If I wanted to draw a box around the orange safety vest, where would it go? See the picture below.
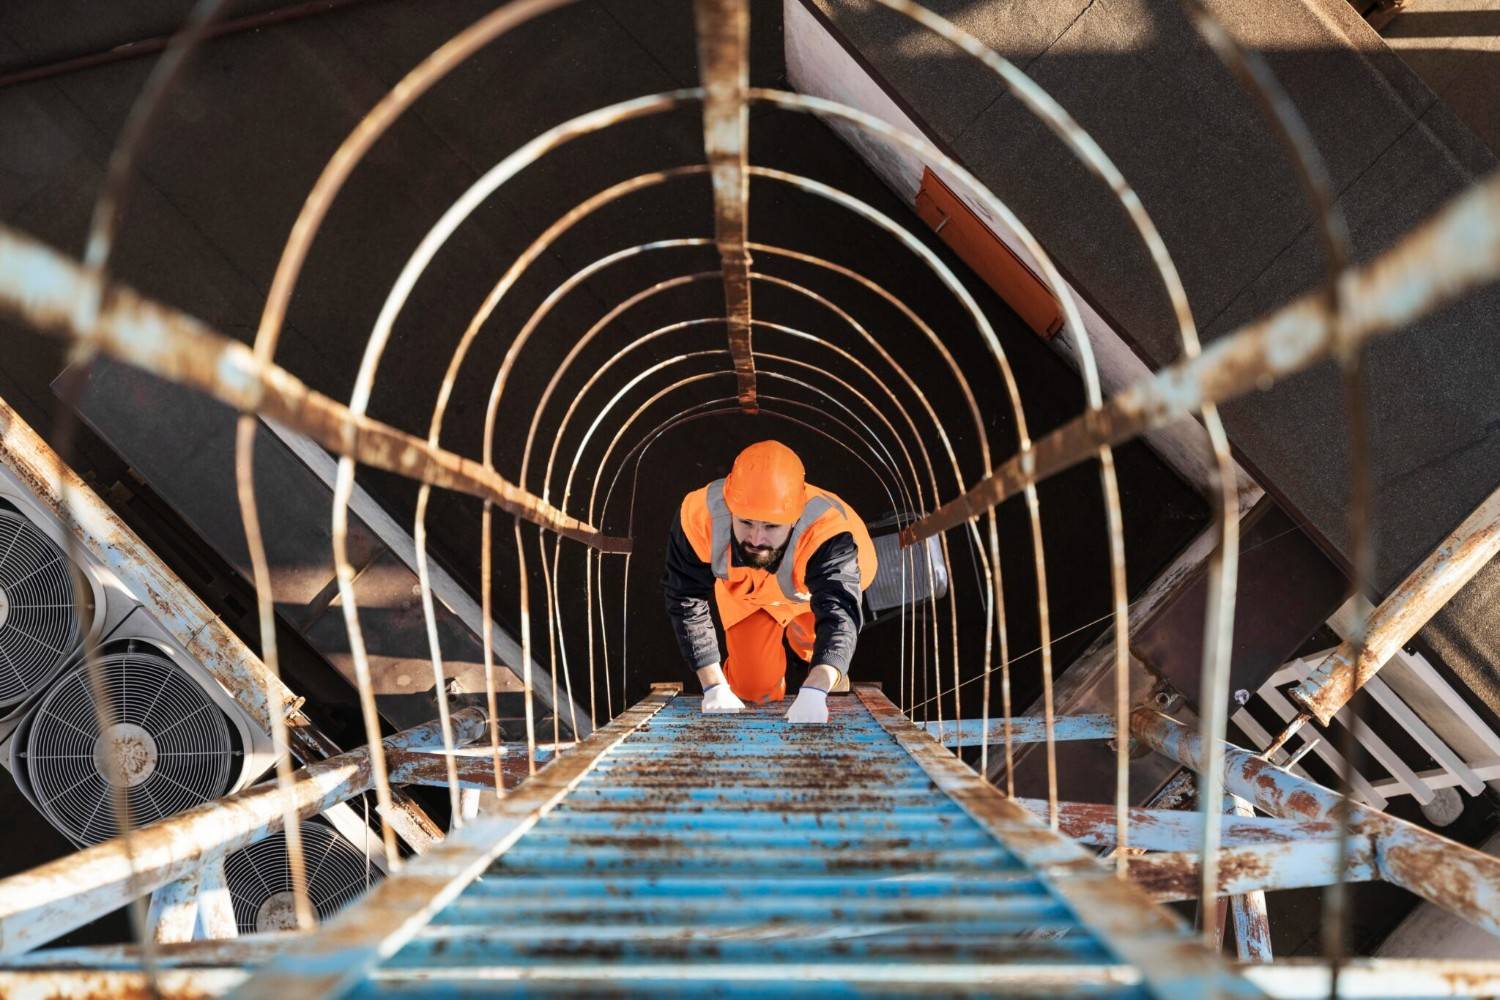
[679,478,879,631]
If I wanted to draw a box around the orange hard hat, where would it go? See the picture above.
[723,440,806,524]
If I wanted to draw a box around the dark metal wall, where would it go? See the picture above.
[0,0,1207,728]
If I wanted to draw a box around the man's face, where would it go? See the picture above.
[731,517,794,568]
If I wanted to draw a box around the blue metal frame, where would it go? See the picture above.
[223,686,1261,999]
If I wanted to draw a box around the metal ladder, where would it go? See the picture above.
[234,686,1259,999]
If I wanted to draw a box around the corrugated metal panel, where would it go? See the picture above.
[348,695,1148,997]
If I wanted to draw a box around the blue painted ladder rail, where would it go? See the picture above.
[235,685,1260,1000]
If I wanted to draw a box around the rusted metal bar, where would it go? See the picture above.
[1126,839,1375,902]
[1014,800,1335,851]
[41,962,1498,1000]
[227,685,680,1000]
[854,687,1263,999]
[0,970,249,998]
[1239,959,1500,996]
[1227,796,1273,962]
[147,873,202,944]
[53,0,247,976]
[925,715,1114,746]
[1134,708,1500,937]
[693,0,756,409]
[197,860,239,941]
[52,926,1500,997]
[1290,483,1500,725]
[0,935,289,970]
[0,710,484,955]
[0,226,627,553]
[901,168,1500,547]
[0,967,1150,997]
[387,745,563,791]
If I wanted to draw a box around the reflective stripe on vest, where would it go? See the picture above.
[706,479,734,579]
[704,479,846,603]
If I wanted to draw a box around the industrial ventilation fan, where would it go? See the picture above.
[0,462,274,847]
[0,508,90,710]
[224,821,382,934]
[9,639,241,846]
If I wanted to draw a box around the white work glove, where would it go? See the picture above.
[784,685,829,724]
[701,683,745,714]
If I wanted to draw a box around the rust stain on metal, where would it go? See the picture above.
[1028,799,1332,849]
[1128,838,1378,903]
[0,225,628,554]
[693,0,756,409]
[1436,966,1500,999]
[1136,707,1500,937]
[1290,483,1500,724]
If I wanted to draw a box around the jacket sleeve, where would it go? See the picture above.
[661,516,722,670]
[804,531,863,677]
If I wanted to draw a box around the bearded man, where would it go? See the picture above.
[661,440,877,724]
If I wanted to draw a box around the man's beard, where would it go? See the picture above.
[738,539,786,569]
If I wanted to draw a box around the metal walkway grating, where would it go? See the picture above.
[344,692,1162,998]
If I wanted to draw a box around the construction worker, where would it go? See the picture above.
[662,440,878,724]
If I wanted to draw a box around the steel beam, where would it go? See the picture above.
[1240,959,1500,997]
[902,169,1500,546]
[198,860,239,941]
[0,225,627,553]
[0,966,1150,997]
[0,710,485,955]
[0,970,248,998]
[225,685,680,1000]
[926,714,1114,747]
[1127,840,1376,902]
[1133,708,1500,938]
[1290,484,1500,724]
[1227,797,1272,962]
[8,960,1500,999]
[693,0,756,409]
[0,935,289,970]
[387,745,559,790]
[1014,799,1336,851]
[147,872,202,944]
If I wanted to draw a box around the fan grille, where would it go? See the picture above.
[224,821,380,933]
[0,510,87,708]
[24,644,234,845]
